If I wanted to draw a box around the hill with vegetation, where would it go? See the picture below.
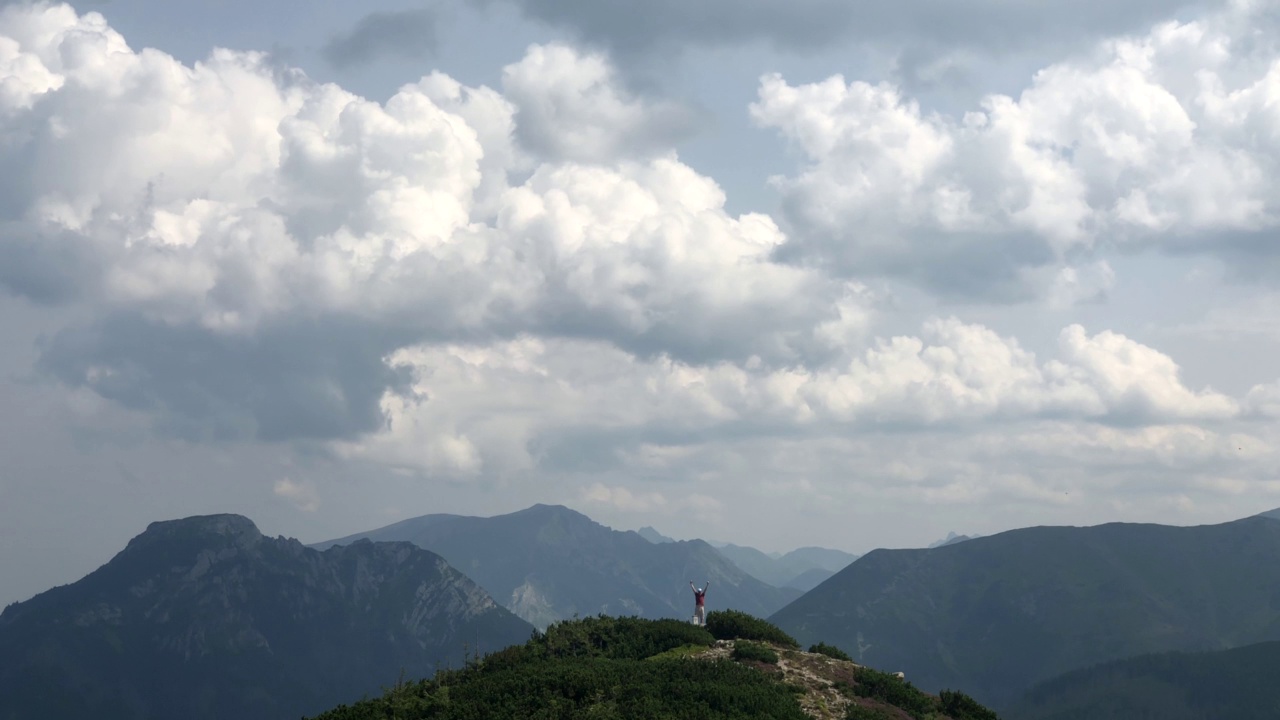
[314,504,801,629]
[309,611,1001,720]
[1007,640,1280,720]
[0,515,533,720]
[770,515,1280,709]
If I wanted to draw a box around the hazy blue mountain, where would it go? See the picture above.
[713,543,794,586]
[928,531,979,548]
[635,526,856,590]
[770,515,1280,709]
[783,567,835,592]
[711,543,858,588]
[0,514,533,720]
[315,504,801,629]
[776,546,859,572]
[637,526,676,543]
[1008,640,1280,720]
[706,538,775,556]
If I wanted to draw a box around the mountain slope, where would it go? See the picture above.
[0,514,534,720]
[1008,640,1280,720]
[770,515,1280,709]
[314,504,801,629]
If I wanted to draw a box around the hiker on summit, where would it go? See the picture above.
[689,580,709,626]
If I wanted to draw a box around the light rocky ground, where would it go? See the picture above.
[691,639,904,720]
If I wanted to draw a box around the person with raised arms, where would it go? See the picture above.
[689,580,709,626]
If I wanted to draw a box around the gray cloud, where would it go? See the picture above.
[0,226,103,305]
[321,8,440,68]
[37,313,415,442]
[470,0,1213,57]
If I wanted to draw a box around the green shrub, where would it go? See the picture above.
[732,640,779,664]
[705,610,799,648]
[809,642,853,662]
[851,667,934,718]
[530,615,714,661]
[939,689,1000,720]
[644,644,705,661]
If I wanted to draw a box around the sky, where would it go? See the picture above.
[3,0,1280,607]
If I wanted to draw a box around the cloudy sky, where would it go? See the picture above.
[4,0,1280,606]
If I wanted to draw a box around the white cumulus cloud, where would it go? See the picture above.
[0,4,865,442]
[753,2,1280,299]
[501,43,700,163]
[1,1,1279,548]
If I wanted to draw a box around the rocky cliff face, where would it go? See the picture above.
[0,514,534,720]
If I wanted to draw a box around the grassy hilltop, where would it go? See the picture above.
[310,610,999,720]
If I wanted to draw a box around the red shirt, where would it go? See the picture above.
[694,590,706,607]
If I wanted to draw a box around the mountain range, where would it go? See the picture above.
[9,504,1280,719]
[770,513,1280,709]
[633,524,859,591]
[313,504,802,629]
[0,514,533,720]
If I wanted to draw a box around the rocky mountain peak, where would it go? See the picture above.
[127,513,264,553]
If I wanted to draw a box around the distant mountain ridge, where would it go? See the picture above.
[315,504,801,629]
[633,526,858,590]
[928,531,979,548]
[0,514,533,720]
[770,514,1280,709]
[783,567,837,592]
[711,543,859,589]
